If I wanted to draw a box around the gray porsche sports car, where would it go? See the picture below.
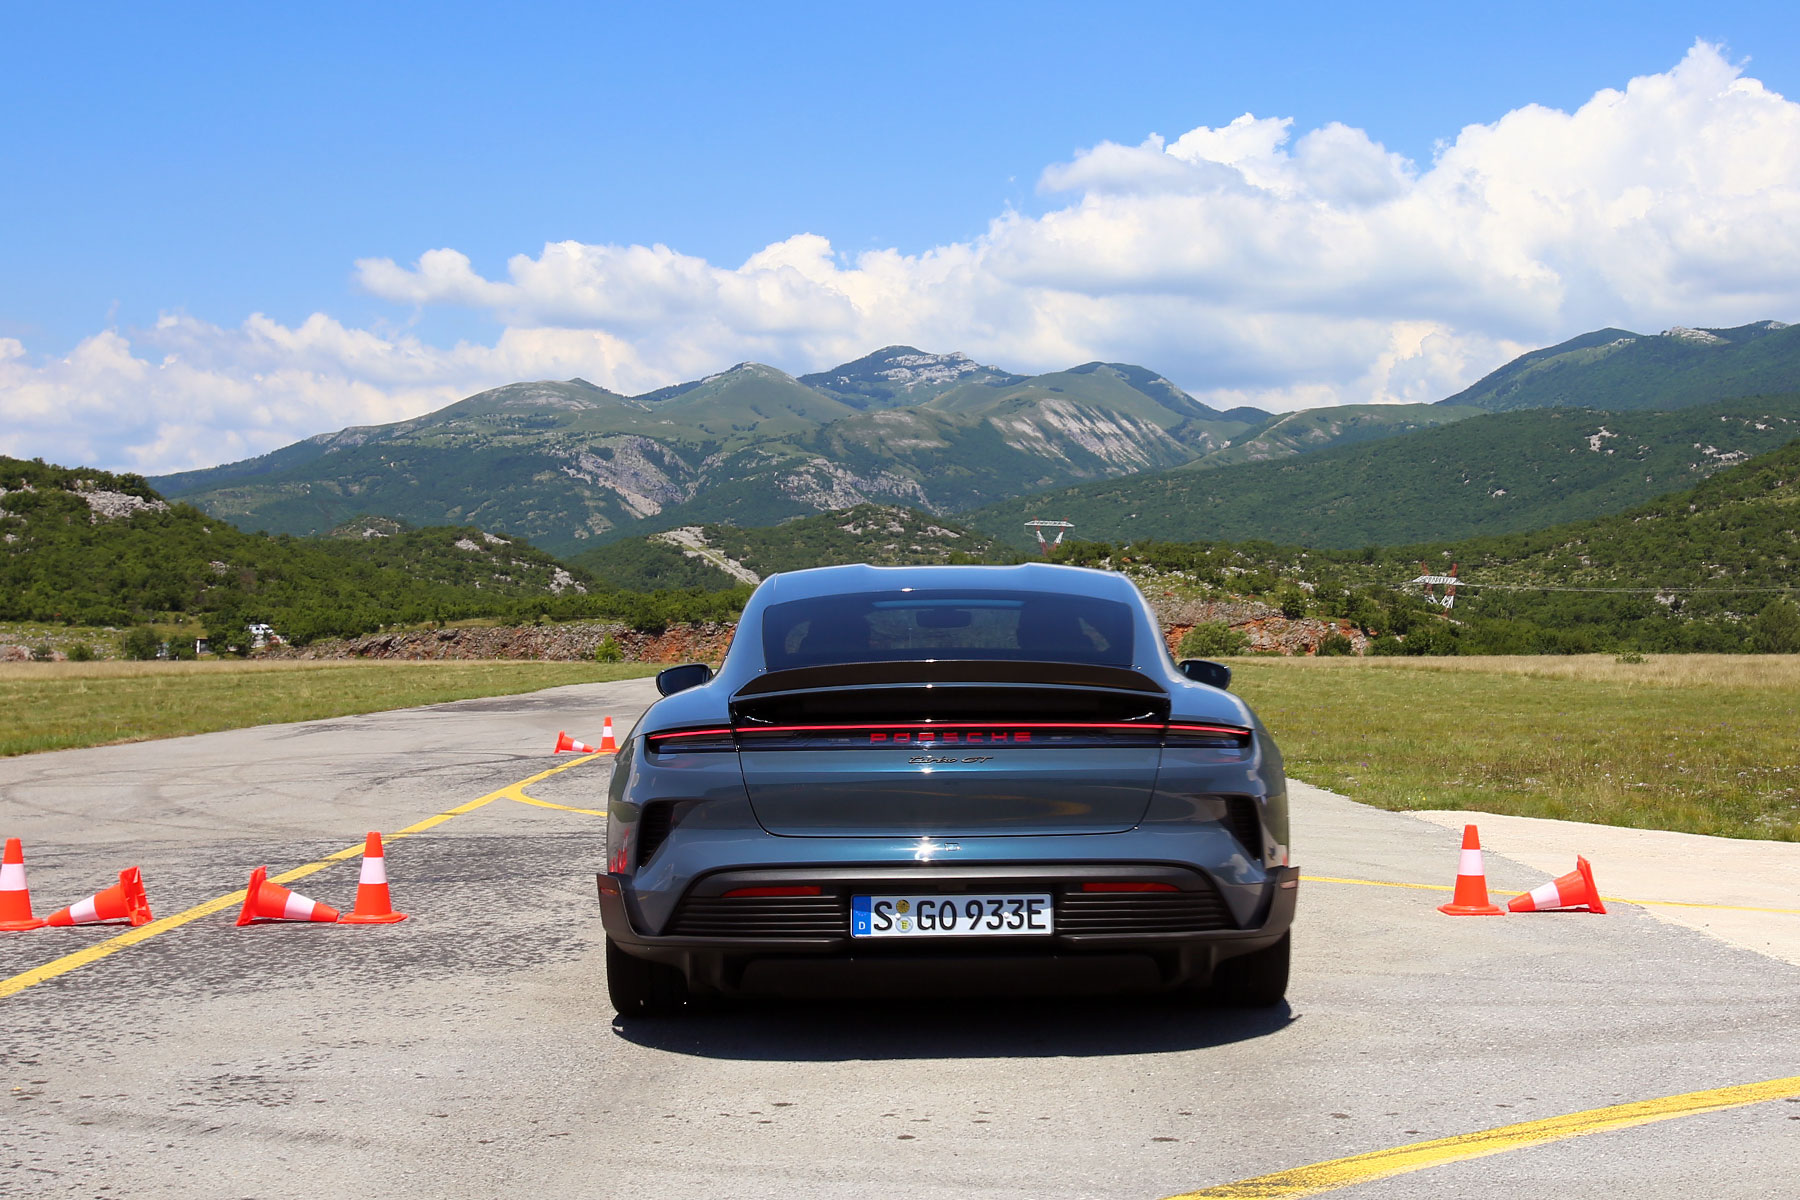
[597,562,1296,1015]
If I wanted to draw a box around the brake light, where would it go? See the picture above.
[645,727,736,752]
[1080,882,1179,893]
[1164,723,1253,748]
[722,886,823,898]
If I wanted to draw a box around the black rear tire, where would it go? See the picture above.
[607,937,689,1017]
[1209,931,1290,1007]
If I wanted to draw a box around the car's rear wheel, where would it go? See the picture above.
[606,937,689,1017]
[1208,931,1289,1007]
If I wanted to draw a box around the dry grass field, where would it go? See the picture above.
[7,652,1797,841]
[1231,654,1800,842]
[0,659,658,756]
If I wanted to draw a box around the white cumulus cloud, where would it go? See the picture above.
[3,41,1797,476]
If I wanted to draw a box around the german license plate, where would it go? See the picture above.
[851,893,1053,938]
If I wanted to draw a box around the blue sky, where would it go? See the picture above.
[3,2,1799,472]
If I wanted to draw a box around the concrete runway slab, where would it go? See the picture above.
[2,681,1797,1199]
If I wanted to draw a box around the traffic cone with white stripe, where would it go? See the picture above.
[235,865,339,925]
[1508,856,1607,914]
[1438,824,1505,916]
[46,866,153,927]
[554,730,599,754]
[0,837,47,931]
[598,717,618,754]
[339,832,407,924]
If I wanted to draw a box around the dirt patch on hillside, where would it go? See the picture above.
[1153,596,1372,656]
[1163,617,1370,657]
[266,621,735,664]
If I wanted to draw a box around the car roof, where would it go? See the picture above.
[751,562,1139,603]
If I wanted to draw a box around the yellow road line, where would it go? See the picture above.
[509,793,609,817]
[1605,895,1800,915]
[1300,874,1800,915]
[0,752,607,1001]
[1302,874,1453,893]
[1167,1074,1800,1199]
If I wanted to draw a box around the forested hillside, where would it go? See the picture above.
[974,396,1800,548]
[1440,320,1798,411]
[1048,435,1800,655]
[0,457,741,644]
[575,505,1019,590]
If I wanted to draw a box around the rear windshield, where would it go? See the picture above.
[760,589,1135,670]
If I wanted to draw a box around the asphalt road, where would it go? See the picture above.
[2,679,1797,1199]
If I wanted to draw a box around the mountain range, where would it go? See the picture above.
[149,348,1286,553]
[144,320,1800,558]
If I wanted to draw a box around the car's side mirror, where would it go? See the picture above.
[655,662,714,696]
[1177,659,1231,690]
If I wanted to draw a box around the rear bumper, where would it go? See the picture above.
[598,865,1299,996]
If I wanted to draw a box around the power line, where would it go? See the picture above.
[1399,580,1800,595]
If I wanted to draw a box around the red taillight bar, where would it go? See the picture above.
[644,727,737,752]
[740,721,1170,733]
[1166,723,1253,738]
[648,721,1252,746]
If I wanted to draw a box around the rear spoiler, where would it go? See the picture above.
[730,659,1169,728]
[734,659,1166,696]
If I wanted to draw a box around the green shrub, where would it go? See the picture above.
[29,643,56,662]
[1400,622,1461,656]
[1367,636,1405,656]
[120,627,162,661]
[1316,633,1355,656]
[593,635,625,663]
[1177,622,1249,658]
[1277,585,1309,619]
[65,642,95,662]
[1750,596,1800,654]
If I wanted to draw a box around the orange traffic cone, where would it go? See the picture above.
[1438,824,1505,916]
[599,717,618,754]
[235,866,339,925]
[1508,856,1607,914]
[0,837,47,931]
[339,832,408,924]
[554,730,599,754]
[46,866,154,927]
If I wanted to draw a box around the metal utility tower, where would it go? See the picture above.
[1025,520,1074,554]
[1412,562,1460,609]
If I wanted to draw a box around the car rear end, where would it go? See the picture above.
[597,565,1295,1013]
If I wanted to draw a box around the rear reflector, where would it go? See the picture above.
[1080,882,1179,893]
[722,886,824,898]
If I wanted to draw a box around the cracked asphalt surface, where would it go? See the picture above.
[2,678,1797,1199]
